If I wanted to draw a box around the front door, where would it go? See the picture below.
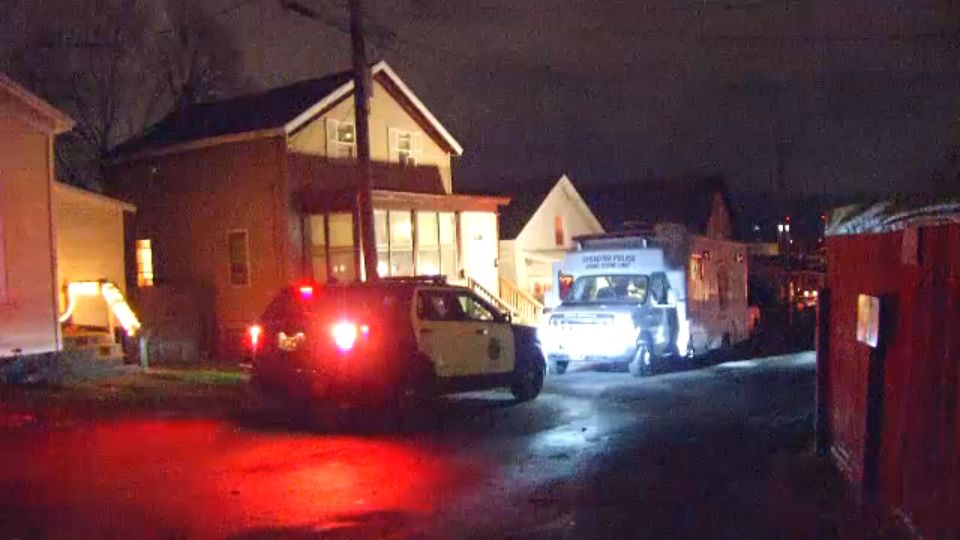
[451,291,515,376]
[415,289,482,377]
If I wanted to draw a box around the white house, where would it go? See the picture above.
[499,174,604,304]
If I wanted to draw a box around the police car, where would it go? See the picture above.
[249,277,545,410]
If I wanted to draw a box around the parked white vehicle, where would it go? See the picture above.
[540,226,750,376]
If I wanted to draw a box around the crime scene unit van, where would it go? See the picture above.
[539,225,749,377]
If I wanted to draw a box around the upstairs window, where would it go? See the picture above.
[228,230,250,286]
[326,119,356,159]
[135,239,154,287]
[389,128,422,167]
[554,215,565,246]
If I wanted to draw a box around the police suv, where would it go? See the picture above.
[250,277,545,409]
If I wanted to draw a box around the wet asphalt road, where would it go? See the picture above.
[0,352,862,539]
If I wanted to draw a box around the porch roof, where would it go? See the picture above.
[300,187,510,214]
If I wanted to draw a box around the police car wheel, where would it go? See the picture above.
[549,359,568,375]
[512,352,545,402]
[628,344,654,377]
[392,356,437,428]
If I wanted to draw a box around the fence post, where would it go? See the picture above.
[139,329,151,371]
[815,287,831,456]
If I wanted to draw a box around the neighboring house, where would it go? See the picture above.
[0,74,140,364]
[499,174,604,303]
[54,182,137,357]
[0,74,73,357]
[107,61,510,358]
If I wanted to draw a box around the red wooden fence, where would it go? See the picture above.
[825,224,959,537]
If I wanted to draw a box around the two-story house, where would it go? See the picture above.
[107,61,510,358]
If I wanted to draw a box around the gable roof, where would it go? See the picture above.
[112,61,463,161]
[499,174,602,240]
[578,177,729,234]
[0,73,74,134]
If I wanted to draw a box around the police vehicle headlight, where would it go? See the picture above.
[613,314,639,347]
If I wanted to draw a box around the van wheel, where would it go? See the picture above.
[512,350,545,402]
[628,344,654,377]
[548,359,568,375]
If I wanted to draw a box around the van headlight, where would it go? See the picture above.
[614,314,639,347]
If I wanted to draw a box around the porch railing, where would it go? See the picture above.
[466,276,515,320]
[465,275,544,326]
[498,276,545,326]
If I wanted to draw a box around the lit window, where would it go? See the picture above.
[388,210,414,276]
[328,213,356,282]
[690,255,704,280]
[228,231,250,286]
[554,215,565,246]
[308,215,327,283]
[326,119,356,159]
[413,211,458,279]
[389,128,422,167]
[135,239,154,287]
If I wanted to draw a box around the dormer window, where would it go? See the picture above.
[326,119,356,159]
[389,128,422,167]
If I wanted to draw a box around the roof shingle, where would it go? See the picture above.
[112,70,353,157]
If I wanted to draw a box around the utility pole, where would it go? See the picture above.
[280,0,379,281]
[349,0,379,282]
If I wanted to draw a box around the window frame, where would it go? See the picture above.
[554,215,565,246]
[327,119,357,159]
[227,229,251,287]
[455,291,497,322]
[388,127,423,167]
[135,239,155,288]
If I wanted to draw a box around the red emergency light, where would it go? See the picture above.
[249,324,263,350]
[298,285,315,300]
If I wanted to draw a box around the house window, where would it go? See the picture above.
[381,210,414,277]
[415,211,459,279]
[326,119,356,159]
[328,212,356,282]
[135,239,154,287]
[690,255,704,280]
[389,128,422,167]
[227,231,250,286]
[554,215,565,246]
[308,215,327,284]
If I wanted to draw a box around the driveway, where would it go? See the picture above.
[0,352,898,538]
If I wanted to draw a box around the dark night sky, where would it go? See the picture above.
[205,1,960,206]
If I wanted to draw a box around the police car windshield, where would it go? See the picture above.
[566,275,649,304]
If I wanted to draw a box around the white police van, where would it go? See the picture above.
[539,225,749,376]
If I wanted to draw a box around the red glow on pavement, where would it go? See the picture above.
[0,419,475,538]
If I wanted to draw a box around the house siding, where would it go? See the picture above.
[288,78,453,193]
[0,113,59,357]
[515,180,603,251]
[109,137,291,355]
